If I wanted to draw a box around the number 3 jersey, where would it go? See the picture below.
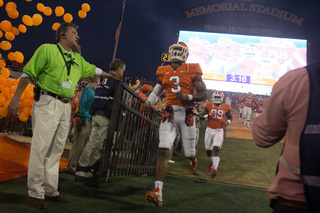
[156,63,202,107]
[204,102,231,129]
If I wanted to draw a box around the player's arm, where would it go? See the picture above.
[199,107,209,120]
[222,110,233,126]
[175,74,207,102]
[226,110,233,123]
[193,74,207,101]
[142,78,164,110]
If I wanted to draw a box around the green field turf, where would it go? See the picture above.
[0,124,283,212]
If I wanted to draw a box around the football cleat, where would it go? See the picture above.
[190,158,198,171]
[211,169,218,179]
[145,187,162,207]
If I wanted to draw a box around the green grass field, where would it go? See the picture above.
[0,123,283,212]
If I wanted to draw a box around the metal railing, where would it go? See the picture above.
[99,82,161,181]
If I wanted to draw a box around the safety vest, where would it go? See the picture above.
[278,61,320,212]
[300,61,320,212]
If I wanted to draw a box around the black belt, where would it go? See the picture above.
[41,90,71,104]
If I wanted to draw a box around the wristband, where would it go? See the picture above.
[187,94,193,101]
[227,119,231,124]
[12,97,20,101]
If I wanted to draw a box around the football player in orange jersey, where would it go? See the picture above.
[200,91,232,179]
[254,97,265,118]
[240,92,256,128]
[143,42,207,207]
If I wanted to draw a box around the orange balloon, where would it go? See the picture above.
[0,95,5,106]
[8,52,15,61]
[14,51,24,63]
[0,107,8,117]
[63,13,73,23]
[19,112,29,122]
[0,41,12,51]
[0,0,3,7]
[2,87,10,97]
[23,106,32,115]
[55,6,65,17]
[78,10,87,19]
[22,15,33,26]
[1,68,10,78]
[0,20,13,32]
[22,98,32,107]
[0,76,6,85]
[10,85,17,94]
[0,59,6,68]
[11,79,18,86]
[37,3,44,12]
[52,22,60,31]
[82,3,90,12]
[43,7,52,16]
[0,30,2,38]
[5,2,16,12]
[26,0,32,2]
[4,100,10,109]
[32,14,43,26]
[5,31,15,41]
[6,78,13,87]
[12,27,19,36]
[25,84,33,92]
[18,24,27,33]
[7,8,19,19]
[25,90,33,99]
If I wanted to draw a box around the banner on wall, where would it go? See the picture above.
[180,0,306,39]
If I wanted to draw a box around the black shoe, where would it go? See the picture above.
[46,195,69,202]
[25,195,49,209]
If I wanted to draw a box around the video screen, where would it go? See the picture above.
[178,30,307,95]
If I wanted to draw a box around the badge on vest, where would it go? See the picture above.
[62,81,72,90]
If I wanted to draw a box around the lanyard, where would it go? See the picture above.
[57,44,72,81]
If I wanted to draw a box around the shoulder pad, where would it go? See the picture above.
[186,63,202,75]
[156,65,171,77]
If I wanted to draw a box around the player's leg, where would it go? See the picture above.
[242,107,247,125]
[210,129,224,178]
[179,109,197,170]
[247,108,252,128]
[204,127,214,171]
[146,119,176,207]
